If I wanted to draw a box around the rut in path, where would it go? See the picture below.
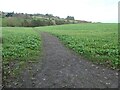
[31,32,118,88]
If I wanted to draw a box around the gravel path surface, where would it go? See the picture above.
[32,32,118,88]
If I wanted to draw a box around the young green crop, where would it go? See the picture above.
[2,27,41,85]
[36,23,119,69]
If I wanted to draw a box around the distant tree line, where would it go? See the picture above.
[1,11,92,27]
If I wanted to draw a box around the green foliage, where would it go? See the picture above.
[1,12,90,27]
[2,27,41,83]
[2,17,24,27]
[36,23,119,69]
[66,16,75,20]
[2,17,59,27]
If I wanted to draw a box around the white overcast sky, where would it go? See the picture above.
[0,0,119,23]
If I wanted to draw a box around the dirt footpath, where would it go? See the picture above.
[32,32,118,88]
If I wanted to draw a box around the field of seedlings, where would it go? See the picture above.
[2,27,41,84]
[36,23,119,69]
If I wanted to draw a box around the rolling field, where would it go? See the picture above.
[36,23,119,69]
[2,27,41,84]
[2,23,119,87]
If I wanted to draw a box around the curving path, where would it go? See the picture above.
[32,32,118,88]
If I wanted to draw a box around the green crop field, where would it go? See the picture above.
[2,23,119,85]
[2,27,41,83]
[36,23,119,69]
